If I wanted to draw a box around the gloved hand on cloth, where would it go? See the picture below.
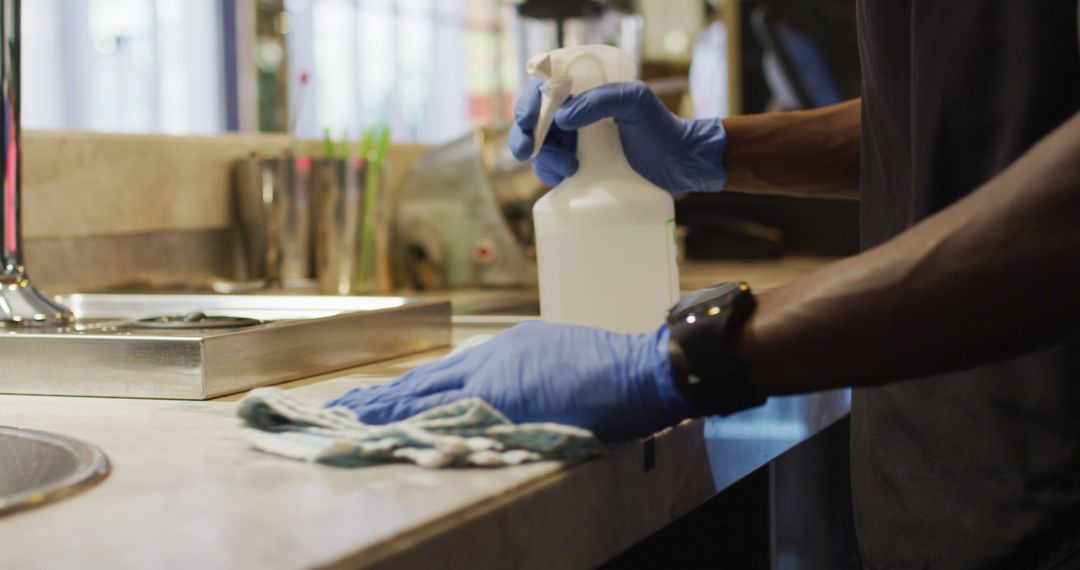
[326,321,696,441]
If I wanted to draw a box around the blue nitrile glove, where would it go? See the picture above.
[325,321,696,441]
[508,80,728,194]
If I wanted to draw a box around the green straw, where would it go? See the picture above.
[322,129,335,159]
[358,125,390,289]
[358,128,374,166]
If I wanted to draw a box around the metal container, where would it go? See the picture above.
[311,158,367,295]
[0,294,451,399]
[232,155,313,285]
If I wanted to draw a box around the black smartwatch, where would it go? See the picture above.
[667,282,766,416]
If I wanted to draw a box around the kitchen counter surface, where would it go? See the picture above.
[0,257,847,570]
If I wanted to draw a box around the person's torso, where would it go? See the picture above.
[853,1,1080,567]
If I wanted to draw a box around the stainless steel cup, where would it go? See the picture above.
[232,155,313,285]
[311,158,367,295]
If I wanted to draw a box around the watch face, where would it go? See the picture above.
[668,282,744,323]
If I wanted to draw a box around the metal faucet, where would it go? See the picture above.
[0,0,73,325]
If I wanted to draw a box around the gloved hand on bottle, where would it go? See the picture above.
[325,321,697,441]
[508,80,728,194]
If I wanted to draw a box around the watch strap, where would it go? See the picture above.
[668,282,765,416]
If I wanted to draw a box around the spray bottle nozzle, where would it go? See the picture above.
[525,45,637,159]
[531,80,572,158]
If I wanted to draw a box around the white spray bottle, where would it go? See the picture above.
[528,45,680,334]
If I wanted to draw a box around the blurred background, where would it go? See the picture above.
[20,0,862,295]
[22,0,859,142]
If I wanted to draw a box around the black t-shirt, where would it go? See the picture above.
[853,1,1080,568]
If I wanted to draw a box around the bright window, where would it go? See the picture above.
[21,0,525,143]
[289,0,519,144]
[22,0,225,134]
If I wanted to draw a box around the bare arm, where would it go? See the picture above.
[721,98,862,199]
[736,110,1080,395]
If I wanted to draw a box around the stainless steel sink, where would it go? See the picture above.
[0,427,109,517]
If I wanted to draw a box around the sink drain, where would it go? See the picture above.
[128,311,262,330]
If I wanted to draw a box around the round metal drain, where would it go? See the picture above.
[128,311,262,330]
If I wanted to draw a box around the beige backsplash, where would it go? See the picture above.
[20,130,428,292]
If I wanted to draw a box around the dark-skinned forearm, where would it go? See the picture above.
[737,110,1080,395]
[721,98,861,199]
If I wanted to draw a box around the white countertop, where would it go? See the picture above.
[0,258,846,569]
[0,349,704,569]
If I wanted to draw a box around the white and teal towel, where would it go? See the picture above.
[237,387,605,469]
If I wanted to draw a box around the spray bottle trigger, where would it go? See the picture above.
[531,79,572,158]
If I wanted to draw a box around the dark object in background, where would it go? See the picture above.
[682,211,784,260]
[740,0,860,114]
[515,0,634,45]
[681,0,860,261]
[678,193,859,259]
[752,6,844,110]
[515,0,605,19]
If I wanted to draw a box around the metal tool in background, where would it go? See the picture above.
[393,127,543,290]
[0,0,73,325]
[232,155,313,286]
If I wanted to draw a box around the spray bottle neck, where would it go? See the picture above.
[576,120,631,174]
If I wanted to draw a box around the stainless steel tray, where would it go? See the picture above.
[0,294,450,399]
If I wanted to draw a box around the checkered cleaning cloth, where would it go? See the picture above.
[237,387,606,468]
